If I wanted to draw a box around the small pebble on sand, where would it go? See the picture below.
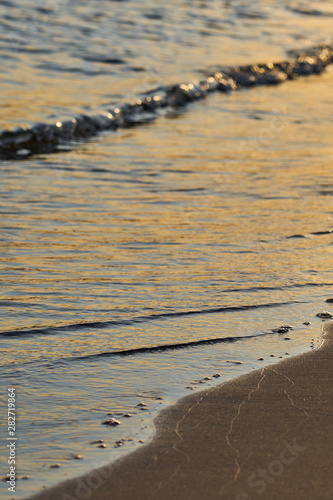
[316,311,333,319]
[74,454,83,460]
[115,439,126,447]
[98,444,107,448]
[102,418,121,426]
[258,357,264,361]
[273,325,293,333]
[213,373,221,378]
[50,464,61,469]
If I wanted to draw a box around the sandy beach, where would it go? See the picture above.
[28,321,333,500]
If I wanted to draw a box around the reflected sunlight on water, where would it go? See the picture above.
[0,0,333,496]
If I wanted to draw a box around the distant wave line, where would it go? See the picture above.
[0,282,331,311]
[0,300,305,338]
[71,332,275,361]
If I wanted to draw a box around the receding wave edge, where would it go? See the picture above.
[0,300,304,338]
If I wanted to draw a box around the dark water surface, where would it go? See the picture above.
[0,0,333,497]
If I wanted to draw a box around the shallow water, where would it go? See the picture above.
[1,0,333,497]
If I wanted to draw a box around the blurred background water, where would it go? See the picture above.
[0,0,333,497]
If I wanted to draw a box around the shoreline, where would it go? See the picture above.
[28,321,333,500]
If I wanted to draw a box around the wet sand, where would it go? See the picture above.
[29,322,333,500]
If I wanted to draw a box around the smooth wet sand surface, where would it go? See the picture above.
[29,323,333,500]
